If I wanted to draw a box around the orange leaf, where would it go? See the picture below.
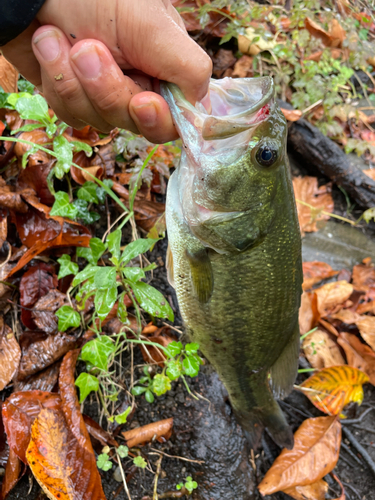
[2,448,22,498]
[338,332,375,386]
[122,418,173,448]
[302,329,345,369]
[357,316,375,350]
[283,479,329,500]
[302,261,338,291]
[258,416,341,495]
[280,108,302,122]
[314,280,353,317]
[0,325,21,390]
[299,291,318,335]
[0,55,18,93]
[298,365,369,415]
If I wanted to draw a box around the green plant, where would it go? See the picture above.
[96,445,145,471]
[176,476,198,494]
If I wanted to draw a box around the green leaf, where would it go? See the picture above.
[151,374,171,396]
[77,247,93,263]
[81,335,116,372]
[131,386,147,396]
[133,456,147,469]
[117,445,129,458]
[71,140,93,156]
[115,407,132,424]
[75,372,99,403]
[72,198,100,225]
[17,79,35,94]
[166,359,182,381]
[165,341,183,358]
[95,285,118,319]
[13,123,44,134]
[15,94,50,123]
[145,390,154,403]
[45,122,57,138]
[185,478,198,493]
[57,254,79,279]
[185,342,199,355]
[130,281,174,321]
[120,238,159,265]
[77,181,99,203]
[53,135,73,179]
[90,238,106,264]
[96,179,113,204]
[50,191,77,218]
[182,355,200,378]
[123,267,145,282]
[97,453,112,471]
[94,267,117,289]
[55,305,81,332]
[107,229,122,263]
[117,291,128,322]
[72,265,100,287]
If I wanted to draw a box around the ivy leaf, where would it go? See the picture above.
[133,456,147,469]
[71,140,93,156]
[117,445,129,458]
[117,291,128,322]
[72,265,100,287]
[72,198,100,224]
[15,94,50,123]
[115,407,132,424]
[53,135,73,179]
[50,191,77,218]
[57,254,79,279]
[166,359,182,381]
[17,79,35,94]
[94,267,117,289]
[96,179,113,204]
[130,281,174,321]
[77,181,99,203]
[107,229,122,263]
[55,305,81,332]
[182,355,200,378]
[120,238,159,265]
[97,454,112,471]
[81,335,116,372]
[75,373,99,403]
[95,285,118,320]
[123,267,145,282]
[152,374,171,396]
[166,341,183,358]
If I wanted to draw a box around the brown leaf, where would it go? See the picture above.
[258,416,341,495]
[212,49,236,78]
[338,332,375,385]
[357,316,375,350]
[32,289,67,334]
[304,18,345,48]
[70,165,104,185]
[17,332,77,380]
[82,415,118,448]
[232,55,253,78]
[351,258,375,302]
[0,178,28,213]
[281,108,303,122]
[283,479,329,500]
[299,291,318,335]
[292,176,333,235]
[17,162,55,206]
[122,418,173,448]
[0,324,21,390]
[331,308,361,325]
[315,281,353,317]
[302,261,338,291]
[2,391,62,463]
[13,131,52,166]
[0,55,18,93]
[303,329,345,369]
[14,362,60,392]
[140,326,177,367]
[2,448,22,499]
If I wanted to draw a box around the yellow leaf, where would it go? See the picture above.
[298,365,369,415]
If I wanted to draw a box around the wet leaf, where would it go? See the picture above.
[131,281,174,321]
[106,229,121,263]
[55,305,81,332]
[298,365,369,415]
[81,336,116,372]
[302,329,345,369]
[32,289,67,334]
[0,55,18,93]
[302,261,338,291]
[94,285,118,320]
[315,281,353,317]
[96,453,112,471]
[50,192,77,218]
[357,316,375,350]
[53,136,73,179]
[75,373,99,403]
[0,325,21,390]
[120,238,159,265]
[338,332,375,386]
[57,255,79,279]
[152,374,171,396]
[258,416,341,495]
[15,95,50,124]
[82,415,118,448]
[283,479,329,500]
[2,448,22,499]
[14,362,60,393]
[122,418,173,448]
[77,182,99,203]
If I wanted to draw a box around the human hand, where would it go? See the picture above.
[1,0,212,143]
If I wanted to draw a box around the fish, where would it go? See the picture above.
[161,77,302,450]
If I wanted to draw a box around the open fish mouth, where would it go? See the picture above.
[161,76,274,141]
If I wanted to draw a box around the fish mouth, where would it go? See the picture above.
[161,76,274,141]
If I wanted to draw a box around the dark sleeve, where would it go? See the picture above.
[0,0,47,46]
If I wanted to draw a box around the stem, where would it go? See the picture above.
[116,451,132,500]
[298,368,316,373]
[295,199,357,226]
[300,326,318,341]
[180,375,199,400]
[129,145,158,214]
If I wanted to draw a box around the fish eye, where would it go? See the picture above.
[255,144,279,167]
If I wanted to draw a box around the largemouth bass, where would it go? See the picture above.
[161,77,302,450]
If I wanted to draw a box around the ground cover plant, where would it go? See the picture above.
[1,1,375,499]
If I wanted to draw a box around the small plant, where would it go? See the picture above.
[176,476,198,494]
[96,445,145,471]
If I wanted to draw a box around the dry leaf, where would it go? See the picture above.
[281,108,302,122]
[0,325,21,390]
[304,18,345,48]
[303,329,345,369]
[331,308,361,324]
[357,316,375,350]
[299,291,318,335]
[338,332,375,386]
[238,27,279,55]
[283,479,329,500]
[302,261,338,291]
[122,418,173,448]
[292,176,333,235]
[0,55,18,93]
[314,281,353,317]
[232,55,253,78]
[298,365,369,415]
[258,416,341,495]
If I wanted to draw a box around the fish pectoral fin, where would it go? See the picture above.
[269,322,300,399]
[186,248,213,304]
[166,243,175,289]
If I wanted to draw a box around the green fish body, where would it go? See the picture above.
[161,77,302,449]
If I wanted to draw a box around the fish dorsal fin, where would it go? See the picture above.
[186,248,213,304]
[166,243,175,289]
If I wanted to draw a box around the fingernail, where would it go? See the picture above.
[132,102,157,128]
[72,46,101,79]
[33,31,60,62]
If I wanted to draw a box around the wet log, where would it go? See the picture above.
[287,118,375,209]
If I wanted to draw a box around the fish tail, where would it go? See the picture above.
[235,400,294,450]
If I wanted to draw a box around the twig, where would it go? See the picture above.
[153,454,163,500]
[116,451,132,500]
[342,427,375,477]
[149,448,205,465]
[340,442,364,467]
[341,407,375,425]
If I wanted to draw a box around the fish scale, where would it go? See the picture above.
[162,77,302,449]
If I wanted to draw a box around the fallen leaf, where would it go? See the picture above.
[314,281,353,317]
[331,308,361,324]
[302,261,338,291]
[232,55,253,78]
[303,329,345,369]
[82,415,118,448]
[298,365,369,415]
[2,448,22,499]
[0,178,28,213]
[299,291,318,335]
[238,26,279,55]
[283,479,329,500]
[212,49,236,78]
[258,416,341,495]
[141,326,177,366]
[14,362,60,392]
[17,161,55,206]
[281,108,303,122]
[70,165,104,185]
[292,176,334,236]
[357,316,375,350]
[17,332,77,380]
[122,418,173,448]
[304,17,345,48]
[0,324,21,390]
[0,55,18,93]
[351,258,375,302]
[32,289,67,334]
[13,131,52,166]
[338,332,375,385]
